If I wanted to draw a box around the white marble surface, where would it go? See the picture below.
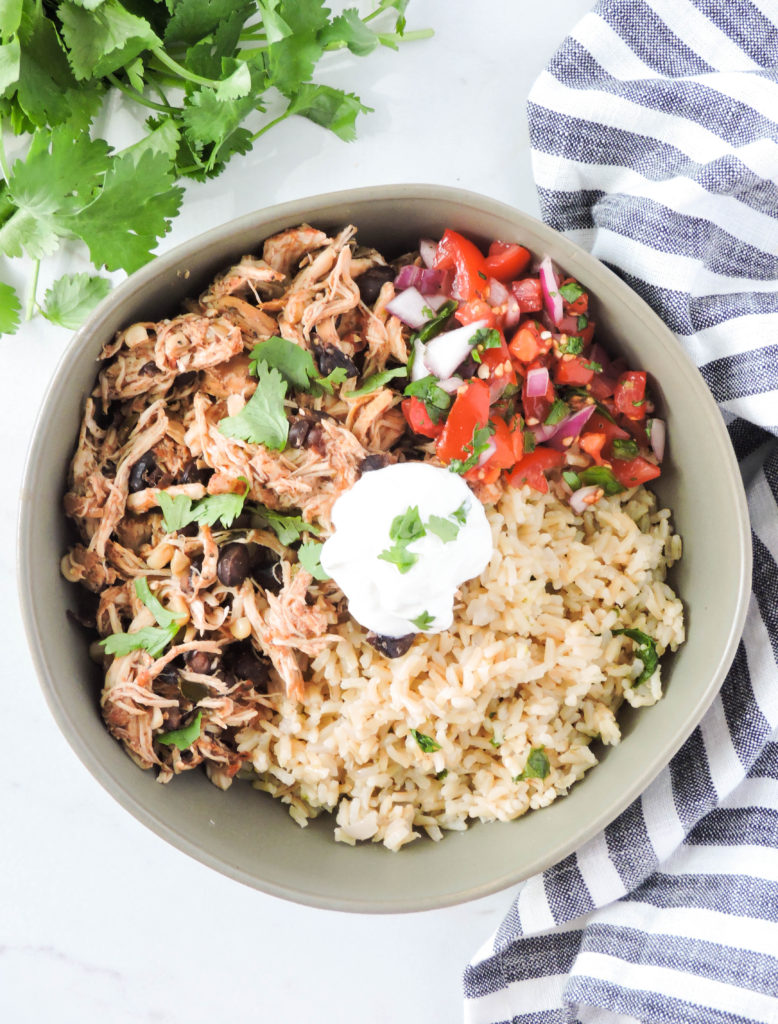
[2,3,593,1021]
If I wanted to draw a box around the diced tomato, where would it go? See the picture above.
[554,354,595,387]
[508,321,544,364]
[507,414,527,462]
[511,277,543,313]
[557,314,595,346]
[401,397,443,439]
[454,298,499,329]
[522,356,556,425]
[436,379,491,465]
[610,456,661,488]
[506,447,564,494]
[560,276,588,315]
[613,371,647,420]
[433,230,488,303]
[588,373,618,402]
[485,242,531,282]
[480,332,517,391]
[465,416,516,482]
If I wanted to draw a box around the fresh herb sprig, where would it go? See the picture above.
[100,577,185,657]
[614,627,659,687]
[0,1,432,334]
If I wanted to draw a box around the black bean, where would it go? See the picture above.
[357,264,395,305]
[179,522,199,538]
[359,454,391,474]
[227,643,270,689]
[185,650,218,675]
[314,344,358,379]
[180,459,212,485]
[366,632,415,658]
[129,451,158,493]
[217,543,250,587]
[163,708,183,731]
[175,371,198,388]
[250,547,284,594]
[306,423,326,455]
[138,361,159,377]
[288,418,312,448]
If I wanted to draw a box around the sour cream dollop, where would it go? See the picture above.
[320,463,493,638]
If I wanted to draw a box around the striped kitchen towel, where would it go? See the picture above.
[464,2,778,1022]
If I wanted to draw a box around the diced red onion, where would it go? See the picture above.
[489,376,509,404]
[649,418,666,462]
[477,439,497,467]
[589,343,612,374]
[487,277,509,307]
[386,286,430,329]
[569,485,601,514]
[437,375,464,394]
[546,405,596,451]
[425,292,451,312]
[531,422,559,444]
[504,294,521,330]
[419,238,438,269]
[422,320,489,380]
[526,365,549,397]
[538,256,563,325]
[394,265,447,295]
[410,341,429,381]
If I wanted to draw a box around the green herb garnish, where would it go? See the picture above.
[435,769,448,781]
[218,362,288,450]
[100,577,184,658]
[559,281,584,303]
[577,314,589,330]
[250,505,321,546]
[378,544,418,573]
[523,429,536,454]
[613,628,659,687]
[544,399,570,426]
[158,478,250,533]
[612,438,639,460]
[156,711,203,751]
[410,729,441,753]
[403,374,452,424]
[298,541,329,580]
[426,515,459,543]
[470,326,501,363]
[514,747,550,781]
[247,337,349,396]
[562,470,581,490]
[389,506,425,544]
[414,300,458,344]
[559,335,584,355]
[411,610,435,631]
[451,502,468,525]
[579,466,625,494]
[350,366,408,397]
[582,361,602,373]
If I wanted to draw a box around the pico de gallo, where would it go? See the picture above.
[387,229,665,511]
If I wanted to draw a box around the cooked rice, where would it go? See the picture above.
[237,485,684,850]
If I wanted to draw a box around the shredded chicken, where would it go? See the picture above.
[61,222,448,789]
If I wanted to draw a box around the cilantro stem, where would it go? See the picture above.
[150,48,228,89]
[250,111,290,142]
[0,129,10,183]
[106,74,176,115]
[25,260,40,321]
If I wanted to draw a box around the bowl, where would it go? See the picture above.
[19,185,751,912]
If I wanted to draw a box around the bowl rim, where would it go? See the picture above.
[18,184,752,911]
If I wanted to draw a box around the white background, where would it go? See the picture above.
[2,3,593,1021]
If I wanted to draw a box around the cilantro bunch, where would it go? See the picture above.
[0,0,431,335]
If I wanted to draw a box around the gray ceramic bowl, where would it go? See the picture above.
[19,185,751,911]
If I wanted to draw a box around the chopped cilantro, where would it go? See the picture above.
[544,399,569,426]
[298,541,329,580]
[414,300,457,344]
[559,281,584,303]
[579,466,625,495]
[156,710,203,751]
[100,577,184,657]
[247,337,348,396]
[40,273,111,330]
[218,362,288,450]
[350,366,407,397]
[411,610,435,630]
[489,733,502,748]
[612,438,639,460]
[581,360,602,373]
[523,429,536,454]
[158,479,249,533]
[559,335,584,355]
[410,729,441,753]
[451,502,468,525]
[378,543,418,574]
[562,470,581,490]
[477,270,487,280]
[249,505,321,546]
[448,422,494,475]
[577,314,589,330]
[389,506,425,544]
[514,747,550,781]
[403,374,451,423]
[470,326,501,363]
[426,515,459,543]
[614,628,659,687]
[435,769,448,781]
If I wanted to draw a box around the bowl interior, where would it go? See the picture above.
[19,186,751,911]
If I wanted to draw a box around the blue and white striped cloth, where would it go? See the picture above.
[464,2,778,1021]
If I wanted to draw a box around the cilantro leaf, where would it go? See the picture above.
[378,542,417,574]
[249,504,320,545]
[285,83,371,142]
[41,273,111,329]
[403,374,451,424]
[614,628,659,687]
[247,336,348,395]
[559,281,584,303]
[100,576,183,657]
[414,299,457,343]
[544,399,569,426]
[410,728,441,753]
[523,429,536,454]
[350,366,407,396]
[59,0,161,81]
[577,314,588,330]
[218,361,289,450]
[158,481,249,533]
[559,335,584,355]
[612,438,639,460]
[579,466,625,495]
[514,747,550,781]
[435,768,448,780]
[0,280,21,335]
[298,540,328,580]
[389,506,425,544]
[469,326,501,363]
[411,610,435,631]
[134,577,180,630]
[448,422,494,475]
[426,514,458,543]
[156,710,203,750]
[157,492,194,533]
[320,9,380,56]
[451,502,468,525]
